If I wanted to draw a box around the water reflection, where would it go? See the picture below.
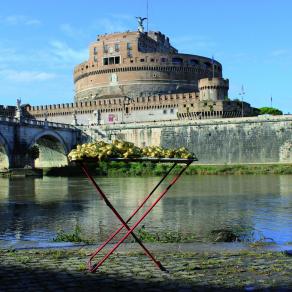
[0,175,291,245]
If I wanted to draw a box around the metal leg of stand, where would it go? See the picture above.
[80,162,167,272]
[89,161,192,273]
[87,163,177,265]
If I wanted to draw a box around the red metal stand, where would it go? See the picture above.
[79,158,195,273]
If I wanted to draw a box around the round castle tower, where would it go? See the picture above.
[198,77,229,101]
[73,28,223,102]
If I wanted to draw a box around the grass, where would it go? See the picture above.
[53,224,93,244]
[52,223,274,245]
[136,225,200,243]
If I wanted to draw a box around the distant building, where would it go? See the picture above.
[23,20,257,125]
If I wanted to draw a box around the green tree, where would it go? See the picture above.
[259,107,283,115]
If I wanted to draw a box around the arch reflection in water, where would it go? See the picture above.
[0,135,9,169]
[0,178,9,200]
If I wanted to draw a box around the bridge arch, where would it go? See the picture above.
[0,133,10,169]
[29,130,69,168]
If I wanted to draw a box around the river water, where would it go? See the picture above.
[0,175,292,247]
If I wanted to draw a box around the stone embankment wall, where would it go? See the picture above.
[102,115,292,164]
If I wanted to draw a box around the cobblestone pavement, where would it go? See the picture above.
[0,247,292,291]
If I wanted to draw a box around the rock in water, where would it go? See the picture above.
[283,250,292,257]
[209,229,239,242]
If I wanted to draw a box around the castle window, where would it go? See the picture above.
[170,108,174,114]
[103,56,120,65]
[94,56,97,62]
[172,57,183,65]
[140,58,145,62]
[103,58,109,65]
[93,47,97,55]
[161,57,167,62]
[127,43,132,50]
[103,45,109,53]
[115,43,120,52]
[204,61,212,68]
[190,59,199,66]
[150,58,155,62]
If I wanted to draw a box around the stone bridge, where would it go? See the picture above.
[0,116,82,169]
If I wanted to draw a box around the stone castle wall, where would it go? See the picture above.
[24,92,198,125]
[102,115,292,164]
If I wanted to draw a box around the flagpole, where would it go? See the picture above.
[239,85,245,117]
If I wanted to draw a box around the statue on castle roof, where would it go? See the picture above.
[136,16,147,33]
[15,98,22,120]
[16,98,21,110]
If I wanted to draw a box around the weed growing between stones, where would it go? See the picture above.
[136,225,200,243]
[53,224,93,244]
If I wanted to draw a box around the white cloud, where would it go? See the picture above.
[0,70,56,82]
[0,15,41,26]
[60,14,133,41]
[49,41,88,64]
[60,23,85,39]
[171,35,216,53]
[25,19,41,26]
[271,49,289,57]
[107,13,132,21]
[0,47,21,64]
[94,18,129,33]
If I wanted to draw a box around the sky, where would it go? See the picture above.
[0,0,291,112]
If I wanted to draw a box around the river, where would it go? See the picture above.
[0,175,292,247]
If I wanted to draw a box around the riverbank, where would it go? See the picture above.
[43,162,292,176]
[3,163,292,177]
[1,245,291,290]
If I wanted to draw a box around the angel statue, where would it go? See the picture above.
[16,98,21,110]
[136,16,147,33]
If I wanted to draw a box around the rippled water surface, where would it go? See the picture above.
[0,175,292,245]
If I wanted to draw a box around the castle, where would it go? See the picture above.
[21,19,257,125]
[2,19,292,166]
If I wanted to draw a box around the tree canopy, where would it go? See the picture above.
[259,107,283,115]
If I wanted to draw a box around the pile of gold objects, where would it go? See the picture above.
[68,140,194,161]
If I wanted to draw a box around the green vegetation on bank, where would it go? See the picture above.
[53,224,94,244]
[52,223,275,245]
[259,107,283,115]
[45,162,292,176]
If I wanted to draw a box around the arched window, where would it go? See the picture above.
[172,57,183,65]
